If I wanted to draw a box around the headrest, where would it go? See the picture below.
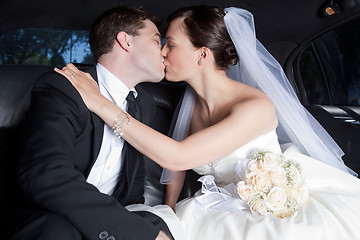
[0,65,53,128]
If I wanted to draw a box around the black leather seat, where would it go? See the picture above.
[0,65,55,215]
[0,64,200,213]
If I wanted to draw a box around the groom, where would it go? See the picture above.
[8,6,172,240]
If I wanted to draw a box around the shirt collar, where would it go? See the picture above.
[96,63,137,106]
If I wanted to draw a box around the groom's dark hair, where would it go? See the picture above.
[89,6,157,59]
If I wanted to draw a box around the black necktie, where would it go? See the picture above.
[126,91,141,121]
[112,91,141,202]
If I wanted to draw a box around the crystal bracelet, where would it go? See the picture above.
[111,111,130,138]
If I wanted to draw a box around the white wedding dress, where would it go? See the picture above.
[175,130,360,240]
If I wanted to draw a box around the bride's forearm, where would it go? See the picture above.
[91,96,125,128]
[121,116,187,171]
[116,106,244,170]
[92,97,189,170]
[94,95,255,171]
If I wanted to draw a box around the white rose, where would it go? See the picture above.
[265,187,287,212]
[250,199,268,215]
[261,153,282,170]
[237,181,254,202]
[245,168,261,185]
[287,186,309,205]
[248,160,261,172]
[250,171,272,191]
[271,167,287,186]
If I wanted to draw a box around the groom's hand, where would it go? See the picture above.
[155,230,172,240]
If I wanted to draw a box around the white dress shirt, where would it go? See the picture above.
[86,63,137,195]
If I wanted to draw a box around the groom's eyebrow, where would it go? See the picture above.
[154,32,162,40]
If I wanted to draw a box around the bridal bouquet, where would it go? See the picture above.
[237,149,308,218]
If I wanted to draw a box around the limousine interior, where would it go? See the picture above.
[0,0,359,226]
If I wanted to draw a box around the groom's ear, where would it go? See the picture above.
[116,31,132,52]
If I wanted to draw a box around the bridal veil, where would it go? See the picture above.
[161,7,356,183]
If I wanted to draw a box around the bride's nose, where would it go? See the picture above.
[161,45,167,57]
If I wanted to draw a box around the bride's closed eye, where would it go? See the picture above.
[165,43,175,49]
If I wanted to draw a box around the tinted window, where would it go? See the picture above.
[0,28,95,67]
[299,18,360,105]
[299,44,330,104]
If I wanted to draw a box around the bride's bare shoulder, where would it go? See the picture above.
[233,82,274,109]
[233,94,275,116]
[231,84,277,129]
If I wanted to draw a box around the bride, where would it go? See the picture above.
[56,6,360,239]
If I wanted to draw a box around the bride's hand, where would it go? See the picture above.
[54,63,103,112]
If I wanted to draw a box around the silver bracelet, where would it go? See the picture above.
[112,111,130,138]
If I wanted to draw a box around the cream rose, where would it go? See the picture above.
[287,186,309,205]
[250,171,272,191]
[238,150,307,218]
[261,153,283,170]
[237,181,254,202]
[271,167,287,186]
[265,187,287,212]
[248,160,261,172]
[250,199,268,215]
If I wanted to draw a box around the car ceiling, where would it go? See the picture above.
[1,0,360,64]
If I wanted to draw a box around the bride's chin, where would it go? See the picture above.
[165,72,182,82]
[164,73,174,82]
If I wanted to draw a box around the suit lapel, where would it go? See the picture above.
[84,66,104,170]
[90,113,104,166]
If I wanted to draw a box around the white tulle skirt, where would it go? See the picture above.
[175,145,360,240]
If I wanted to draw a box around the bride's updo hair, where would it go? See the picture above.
[165,5,239,70]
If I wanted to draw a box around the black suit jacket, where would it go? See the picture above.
[15,66,159,239]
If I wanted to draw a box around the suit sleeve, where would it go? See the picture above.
[17,72,159,240]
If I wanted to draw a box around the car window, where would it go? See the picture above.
[298,17,360,106]
[0,28,95,67]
